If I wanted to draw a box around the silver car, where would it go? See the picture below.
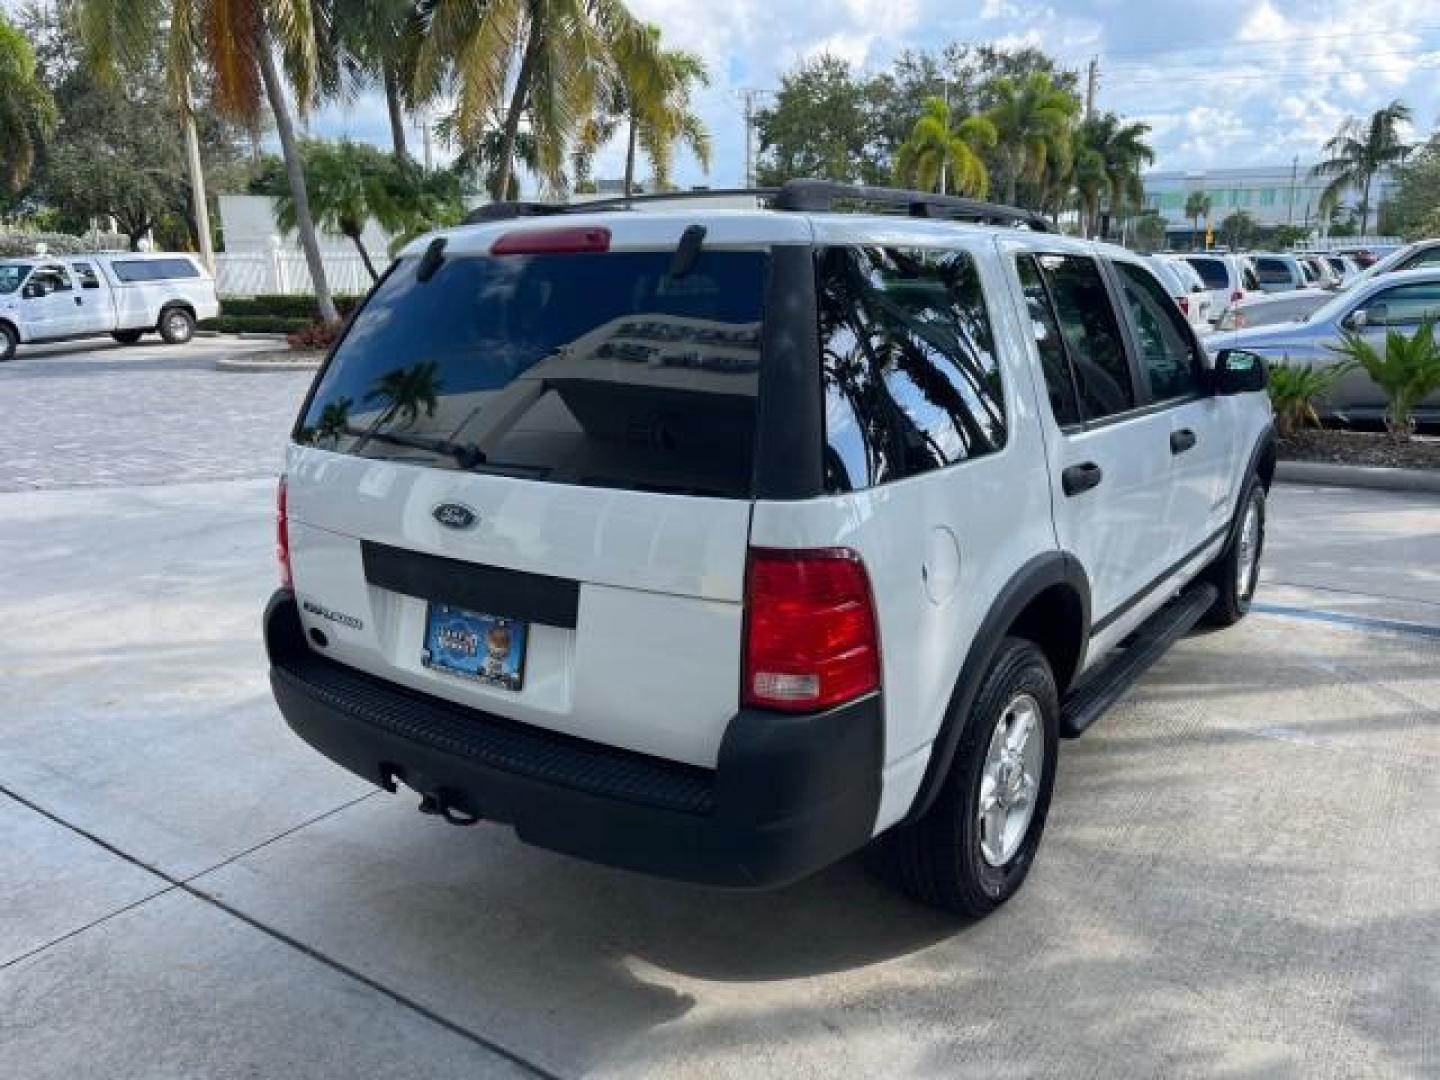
[1211,268,1440,423]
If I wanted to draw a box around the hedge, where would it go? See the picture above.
[199,315,313,335]
[218,295,362,320]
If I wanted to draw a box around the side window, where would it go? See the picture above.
[1186,258,1227,290]
[819,246,1006,492]
[1015,255,1080,426]
[1402,247,1440,271]
[155,258,200,279]
[71,262,100,289]
[1254,258,1291,287]
[1032,254,1135,420]
[30,265,72,293]
[1359,283,1440,327]
[1114,261,1202,401]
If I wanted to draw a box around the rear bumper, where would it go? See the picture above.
[265,591,883,888]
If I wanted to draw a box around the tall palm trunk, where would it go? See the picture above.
[493,34,540,200]
[348,230,378,282]
[623,112,637,197]
[257,33,339,325]
[1005,149,1020,206]
[1359,173,1373,235]
[180,77,214,273]
[383,65,409,164]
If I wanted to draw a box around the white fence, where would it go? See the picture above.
[214,249,378,297]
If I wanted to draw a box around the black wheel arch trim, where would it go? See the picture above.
[904,551,1090,825]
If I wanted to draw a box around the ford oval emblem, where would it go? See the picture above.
[432,502,478,530]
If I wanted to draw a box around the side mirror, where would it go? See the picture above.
[1345,305,1381,331]
[21,281,47,300]
[1213,349,1267,395]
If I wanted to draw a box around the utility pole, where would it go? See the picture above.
[739,90,765,189]
[1286,154,1298,227]
[939,81,950,193]
[1085,57,1099,120]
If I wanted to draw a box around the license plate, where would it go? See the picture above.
[422,604,527,691]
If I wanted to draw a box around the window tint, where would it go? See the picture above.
[71,262,100,289]
[110,258,201,283]
[1360,282,1440,326]
[1186,257,1227,289]
[29,265,71,292]
[1032,254,1135,419]
[1254,257,1293,286]
[1015,255,1080,426]
[818,246,1005,492]
[299,251,767,499]
[1115,261,1201,401]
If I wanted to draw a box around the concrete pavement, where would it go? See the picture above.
[1,344,1436,1077]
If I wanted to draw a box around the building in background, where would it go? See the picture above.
[1142,164,1399,247]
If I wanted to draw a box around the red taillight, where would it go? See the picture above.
[742,548,880,713]
[1177,295,1190,315]
[277,475,293,590]
[491,226,611,255]
[1231,289,1245,302]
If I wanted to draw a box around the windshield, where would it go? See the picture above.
[297,249,769,499]
[0,264,30,294]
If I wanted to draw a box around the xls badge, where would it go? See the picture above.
[302,600,363,630]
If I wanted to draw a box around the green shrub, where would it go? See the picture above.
[216,295,362,321]
[1267,359,1353,437]
[1329,319,1440,439]
[199,315,313,335]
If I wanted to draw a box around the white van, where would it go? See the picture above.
[0,252,220,360]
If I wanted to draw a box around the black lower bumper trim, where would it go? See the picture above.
[265,591,882,888]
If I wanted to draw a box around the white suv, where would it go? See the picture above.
[265,182,1275,916]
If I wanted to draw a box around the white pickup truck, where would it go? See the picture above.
[0,252,220,361]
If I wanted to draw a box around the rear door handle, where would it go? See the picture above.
[74,296,83,306]
[1170,428,1197,454]
[1062,462,1103,497]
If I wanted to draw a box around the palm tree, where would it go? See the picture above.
[1313,100,1413,236]
[1072,148,1108,239]
[1185,190,1211,250]
[986,72,1079,207]
[894,96,997,197]
[417,0,658,199]
[275,141,405,282]
[620,32,710,195]
[1077,112,1153,240]
[79,0,342,324]
[0,14,56,197]
[332,0,424,163]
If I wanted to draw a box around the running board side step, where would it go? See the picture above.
[1060,582,1218,738]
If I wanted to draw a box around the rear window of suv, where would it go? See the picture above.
[1185,257,1227,289]
[296,249,768,499]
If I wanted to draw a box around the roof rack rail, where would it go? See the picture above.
[459,180,1050,231]
[463,201,567,224]
[774,180,1051,231]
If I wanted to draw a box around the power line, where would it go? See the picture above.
[1104,59,1440,88]
[1099,43,1440,74]
[1060,23,1440,64]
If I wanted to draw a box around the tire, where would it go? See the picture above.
[0,323,15,362]
[111,330,144,344]
[158,306,195,345]
[891,637,1060,917]
[1204,482,1266,627]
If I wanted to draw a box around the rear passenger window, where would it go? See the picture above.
[1032,255,1135,419]
[1187,258,1227,289]
[110,259,200,283]
[1254,258,1291,287]
[1015,256,1080,426]
[1114,262,1201,401]
[818,246,1005,492]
